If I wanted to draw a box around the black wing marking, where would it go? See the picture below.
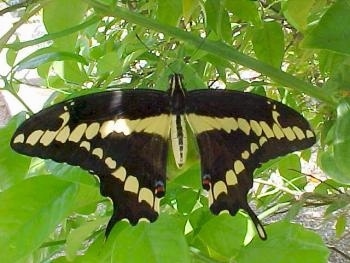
[11,90,171,235]
[186,89,316,239]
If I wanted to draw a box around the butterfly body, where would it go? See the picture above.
[11,74,316,239]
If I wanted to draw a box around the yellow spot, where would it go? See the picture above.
[59,112,70,126]
[186,114,212,134]
[208,190,214,206]
[56,126,70,143]
[69,123,87,142]
[306,130,314,138]
[272,123,284,139]
[115,118,134,135]
[138,218,150,223]
[112,166,127,182]
[259,136,267,146]
[250,120,262,136]
[250,143,259,154]
[138,187,154,207]
[135,115,170,136]
[272,110,280,124]
[241,150,250,160]
[260,121,274,138]
[100,120,114,138]
[26,130,44,145]
[40,130,58,146]
[13,134,25,144]
[121,218,130,223]
[219,210,229,215]
[283,127,296,141]
[238,118,250,135]
[105,157,116,169]
[100,115,170,138]
[213,181,228,199]
[85,122,100,139]
[145,114,170,137]
[292,126,305,140]
[80,141,91,151]
[202,115,220,129]
[187,114,239,134]
[92,148,103,159]
[154,197,161,213]
[225,170,238,185]
[234,160,245,174]
[124,175,139,193]
[217,117,238,133]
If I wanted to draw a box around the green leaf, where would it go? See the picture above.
[302,0,350,55]
[278,154,306,188]
[282,0,316,32]
[97,51,121,74]
[321,99,350,184]
[176,188,199,214]
[107,215,190,263]
[192,214,248,260]
[52,60,88,85]
[183,0,200,23]
[0,176,79,263]
[224,0,261,25]
[204,0,232,43]
[333,99,350,175]
[252,21,284,68]
[6,46,17,66]
[335,214,346,237]
[65,217,109,261]
[236,221,329,263]
[16,51,88,71]
[0,115,31,190]
[43,0,88,50]
[157,0,182,26]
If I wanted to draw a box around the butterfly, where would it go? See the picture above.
[11,74,316,240]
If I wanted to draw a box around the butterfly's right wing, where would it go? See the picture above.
[11,90,171,235]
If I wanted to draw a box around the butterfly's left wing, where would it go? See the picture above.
[186,89,316,239]
[11,90,171,235]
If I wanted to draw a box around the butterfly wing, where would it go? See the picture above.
[11,90,171,235]
[186,89,316,239]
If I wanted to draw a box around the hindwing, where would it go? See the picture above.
[11,90,171,235]
[186,89,316,239]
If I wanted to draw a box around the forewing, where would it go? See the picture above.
[186,89,316,239]
[11,90,171,235]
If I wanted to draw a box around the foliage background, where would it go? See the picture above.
[1,0,350,262]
